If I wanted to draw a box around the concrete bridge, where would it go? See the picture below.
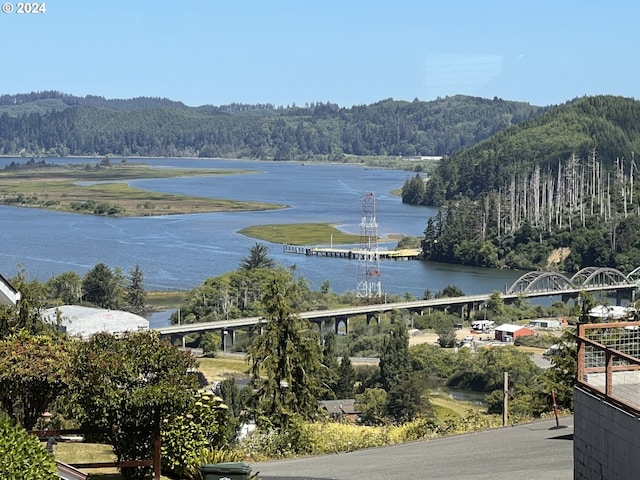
[156,266,640,345]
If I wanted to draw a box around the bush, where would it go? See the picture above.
[237,412,505,462]
[161,392,230,479]
[0,419,57,480]
[239,420,392,460]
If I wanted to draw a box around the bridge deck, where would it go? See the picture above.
[156,282,636,337]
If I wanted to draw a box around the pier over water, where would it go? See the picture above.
[283,244,421,260]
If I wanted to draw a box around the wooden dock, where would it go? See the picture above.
[283,244,421,260]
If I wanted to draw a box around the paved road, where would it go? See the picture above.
[252,416,573,480]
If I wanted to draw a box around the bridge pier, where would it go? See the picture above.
[336,316,349,335]
[170,334,187,348]
[561,293,578,303]
[366,312,379,326]
[615,288,635,305]
[314,318,333,336]
[220,329,236,350]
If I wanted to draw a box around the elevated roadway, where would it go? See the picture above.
[156,266,638,338]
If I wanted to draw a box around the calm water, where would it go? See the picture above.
[0,157,523,296]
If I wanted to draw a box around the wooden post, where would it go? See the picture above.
[576,322,585,382]
[503,372,509,427]
[552,390,560,427]
[153,410,161,480]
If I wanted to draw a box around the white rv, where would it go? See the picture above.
[471,320,495,332]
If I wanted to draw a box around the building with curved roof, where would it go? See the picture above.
[42,305,149,339]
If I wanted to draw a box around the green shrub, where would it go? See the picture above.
[388,417,439,442]
[0,419,57,480]
[161,392,230,478]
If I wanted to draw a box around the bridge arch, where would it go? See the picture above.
[570,267,631,288]
[507,271,574,294]
[627,266,640,285]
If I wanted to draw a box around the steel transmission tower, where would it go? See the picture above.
[356,192,381,299]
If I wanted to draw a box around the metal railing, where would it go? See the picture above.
[577,321,640,413]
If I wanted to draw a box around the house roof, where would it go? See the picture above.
[42,305,149,339]
[320,399,359,415]
[495,323,528,333]
[0,272,20,306]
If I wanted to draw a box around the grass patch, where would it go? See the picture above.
[197,356,250,385]
[340,154,439,173]
[54,442,115,465]
[146,291,188,309]
[515,346,547,355]
[238,223,361,245]
[429,392,483,417]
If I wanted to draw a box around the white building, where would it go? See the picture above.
[529,319,562,329]
[0,272,20,306]
[42,305,149,339]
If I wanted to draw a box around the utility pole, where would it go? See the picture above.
[503,372,509,427]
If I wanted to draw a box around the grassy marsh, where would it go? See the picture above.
[0,163,285,216]
[238,222,362,245]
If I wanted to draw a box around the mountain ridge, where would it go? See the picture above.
[0,90,545,160]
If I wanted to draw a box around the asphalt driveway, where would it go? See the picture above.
[251,416,574,480]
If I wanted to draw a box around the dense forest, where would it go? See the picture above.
[401,95,640,272]
[0,91,543,159]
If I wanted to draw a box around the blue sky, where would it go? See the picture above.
[1,1,638,107]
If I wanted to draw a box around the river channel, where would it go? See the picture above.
[0,157,524,297]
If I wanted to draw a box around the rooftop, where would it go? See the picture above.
[0,272,20,306]
[42,305,149,339]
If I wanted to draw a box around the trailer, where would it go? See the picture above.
[471,320,495,332]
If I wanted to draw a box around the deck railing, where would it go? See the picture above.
[577,321,640,413]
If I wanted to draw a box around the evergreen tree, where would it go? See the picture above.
[541,327,577,411]
[239,243,276,270]
[335,353,356,399]
[82,263,119,308]
[214,377,242,441]
[401,173,426,204]
[247,270,323,429]
[126,264,146,313]
[379,317,427,423]
[320,331,339,400]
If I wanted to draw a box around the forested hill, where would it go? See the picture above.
[0,91,543,160]
[416,95,640,206]
[401,95,640,272]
